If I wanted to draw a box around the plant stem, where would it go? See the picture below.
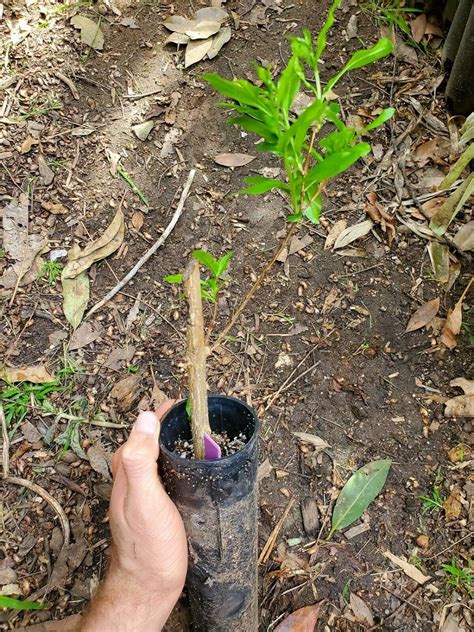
[183,260,211,459]
[211,222,299,352]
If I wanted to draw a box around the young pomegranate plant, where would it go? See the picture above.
[204,0,394,225]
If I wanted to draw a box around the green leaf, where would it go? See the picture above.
[429,173,474,236]
[62,271,89,330]
[202,73,270,113]
[364,107,395,131]
[0,595,48,611]
[315,0,342,63]
[192,249,219,275]
[228,115,277,142]
[439,143,474,189]
[279,100,326,154]
[216,251,233,277]
[304,194,322,224]
[163,273,183,284]
[219,101,267,123]
[305,143,370,189]
[330,459,392,536]
[324,38,393,95]
[319,127,357,154]
[241,176,290,195]
[276,56,302,117]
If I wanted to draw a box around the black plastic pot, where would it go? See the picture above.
[159,396,259,632]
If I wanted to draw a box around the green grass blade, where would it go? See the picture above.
[0,595,48,610]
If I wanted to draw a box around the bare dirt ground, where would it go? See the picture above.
[1,1,473,630]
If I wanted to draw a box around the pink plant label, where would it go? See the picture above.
[203,433,221,460]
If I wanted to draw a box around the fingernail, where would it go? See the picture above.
[134,411,158,435]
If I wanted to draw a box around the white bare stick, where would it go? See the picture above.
[183,260,211,460]
[86,168,196,318]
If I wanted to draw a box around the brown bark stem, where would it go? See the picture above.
[183,260,211,459]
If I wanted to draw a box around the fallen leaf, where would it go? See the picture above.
[301,497,319,537]
[405,298,440,332]
[164,92,181,125]
[41,201,68,215]
[185,37,213,67]
[448,443,471,463]
[163,16,221,40]
[257,458,273,482]
[333,220,373,250]
[20,136,38,154]
[207,26,232,59]
[119,17,139,29]
[193,7,228,21]
[383,550,431,584]
[430,172,474,236]
[87,444,111,480]
[62,244,90,329]
[346,14,358,39]
[131,211,144,231]
[445,378,474,418]
[164,32,190,45]
[1,365,56,384]
[440,293,465,350]
[110,374,141,412]
[151,383,168,409]
[322,287,340,315]
[104,346,136,370]
[21,421,42,443]
[428,242,449,284]
[69,322,104,350]
[62,208,125,279]
[71,15,105,50]
[324,220,347,249]
[365,192,396,245]
[37,156,54,185]
[443,487,463,520]
[274,602,324,632]
[214,153,256,167]
[349,593,374,627]
[450,377,474,395]
[410,14,427,43]
[293,433,329,451]
[453,220,474,252]
[132,120,154,141]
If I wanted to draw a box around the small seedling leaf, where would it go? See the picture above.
[0,595,48,610]
[71,15,104,50]
[216,251,233,277]
[192,250,219,276]
[330,459,391,536]
[164,273,183,284]
[364,107,395,131]
[405,298,440,333]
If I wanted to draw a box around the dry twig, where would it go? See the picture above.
[258,497,295,565]
[87,169,196,318]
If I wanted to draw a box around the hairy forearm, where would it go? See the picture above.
[80,568,177,632]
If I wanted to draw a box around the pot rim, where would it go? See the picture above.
[159,394,259,465]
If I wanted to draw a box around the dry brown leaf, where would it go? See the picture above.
[69,322,104,351]
[257,457,273,482]
[440,302,463,349]
[382,550,431,585]
[274,602,324,632]
[131,211,144,231]
[410,14,427,43]
[71,15,104,50]
[41,200,68,215]
[322,287,340,315]
[20,136,39,154]
[214,153,256,167]
[443,487,463,520]
[207,26,232,59]
[37,155,54,185]
[333,220,373,250]
[324,220,347,249]
[405,298,440,332]
[185,37,213,68]
[87,444,111,480]
[62,208,125,279]
[365,192,396,245]
[453,220,474,252]
[445,394,474,418]
[104,346,136,370]
[448,443,471,463]
[349,593,374,627]
[110,374,141,412]
[450,377,474,395]
[1,365,56,384]
[293,433,329,452]
[151,383,168,409]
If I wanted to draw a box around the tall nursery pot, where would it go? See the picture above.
[159,395,259,632]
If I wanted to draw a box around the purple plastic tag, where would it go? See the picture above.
[203,433,222,460]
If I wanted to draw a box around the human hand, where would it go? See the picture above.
[81,402,188,632]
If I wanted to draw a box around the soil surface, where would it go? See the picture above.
[1,1,472,631]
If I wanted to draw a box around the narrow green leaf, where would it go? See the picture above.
[324,38,393,95]
[439,143,474,189]
[364,107,395,131]
[228,115,277,141]
[304,194,322,224]
[0,595,48,611]
[241,176,290,195]
[315,0,342,62]
[163,273,183,284]
[216,251,233,277]
[305,143,370,189]
[192,249,219,276]
[330,459,392,535]
[429,173,474,236]
[276,56,302,117]
[202,73,270,114]
[219,102,267,123]
[319,127,357,154]
[278,100,326,154]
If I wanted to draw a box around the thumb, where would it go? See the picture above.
[120,411,161,489]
